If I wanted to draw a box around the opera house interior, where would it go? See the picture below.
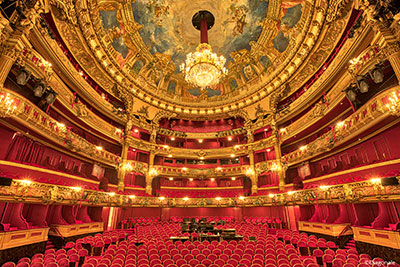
[0,0,400,266]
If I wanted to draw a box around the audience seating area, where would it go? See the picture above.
[2,219,399,267]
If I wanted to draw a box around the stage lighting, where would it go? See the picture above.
[16,69,31,85]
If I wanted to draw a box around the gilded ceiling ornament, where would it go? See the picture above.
[136,105,149,119]
[310,99,329,118]
[50,0,78,25]
[325,0,350,23]
[152,110,177,124]
[196,149,209,158]
[227,109,251,121]
[255,104,268,118]
[46,0,351,117]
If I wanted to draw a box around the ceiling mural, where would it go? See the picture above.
[99,0,304,68]
[129,0,268,70]
[52,0,353,117]
[96,0,305,98]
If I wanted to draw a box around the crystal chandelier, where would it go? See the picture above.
[180,11,227,89]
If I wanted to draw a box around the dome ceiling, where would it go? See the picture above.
[52,0,352,119]
[98,0,303,98]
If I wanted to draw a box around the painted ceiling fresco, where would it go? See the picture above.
[130,0,268,70]
[98,0,304,98]
[100,0,303,69]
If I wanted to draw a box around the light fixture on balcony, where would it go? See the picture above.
[149,168,158,177]
[180,10,227,89]
[356,76,369,93]
[386,91,400,115]
[45,89,57,104]
[16,68,31,85]
[33,81,47,97]
[369,64,384,83]
[123,162,133,172]
[0,93,19,118]
[299,145,307,151]
[344,84,357,102]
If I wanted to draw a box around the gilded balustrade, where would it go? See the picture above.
[283,86,400,165]
[254,160,285,175]
[279,29,384,142]
[0,88,121,166]
[120,160,148,175]
[17,46,127,143]
[1,178,399,207]
[276,18,373,123]
[30,24,127,125]
[152,165,251,178]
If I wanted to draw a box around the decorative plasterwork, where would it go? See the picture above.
[274,15,371,123]
[1,178,399,207]
[153,165,251,178]
[16,47,124,143]
[283,86,400,165]
[0,88,120,166]
[126,134,276,158]
[30,24,127,126]
[49,0,352,118]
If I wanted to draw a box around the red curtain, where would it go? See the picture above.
[5,133,44,164]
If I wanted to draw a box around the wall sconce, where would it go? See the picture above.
[123,162,133,172]
[246,167,255,176]
[20,179,32,185]
[370,178,381,184]
[149,168,158,177]
[0,93,19,117]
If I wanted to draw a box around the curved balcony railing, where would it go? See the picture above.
[276,17,373,123]
[152,165,251,178]
[1,178,399,207]
[0,88,121,166]
[283,86,400,165]
[19,47,126,142]
[279,46,384,143]
[157,127,247,139]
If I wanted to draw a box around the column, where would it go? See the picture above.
[247,147,258,194]
[0,2,40,87]
[145,149,155,195]
[383,43,400,81]
[117,140,129,192]
[274,140,286,192]
[370,20,400,81]
[0,34,25,87]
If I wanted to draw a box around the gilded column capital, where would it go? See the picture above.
[382,42,400,57]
